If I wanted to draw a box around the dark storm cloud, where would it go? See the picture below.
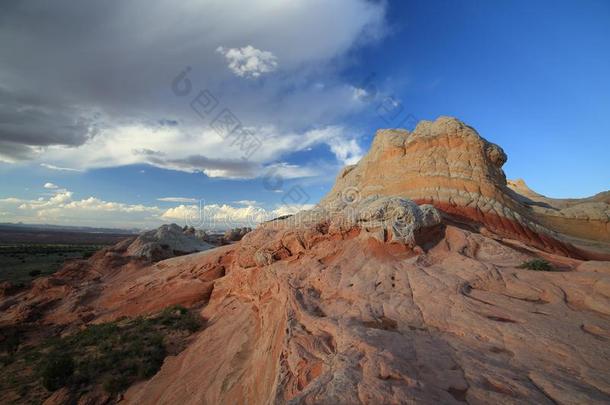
[0,87,97,151]
[0,1,121,159]
[0,0,204,160]
[0,140,37,162]
[0,0,385,169]
[147,154,259,178]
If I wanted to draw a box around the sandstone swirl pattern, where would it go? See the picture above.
[123,201,610,404]
[1,117,609,405]
[322,116,609,259]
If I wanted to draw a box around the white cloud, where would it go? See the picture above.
[40,163,83,172]
[40,124,360,179]
[263,162,321,181]
[43,182,59,189]
[217,45,278,78]
[234,200,258,206]
[0,1,382,229]
[157,197,199,203]
[352,86,369,101]
[0,190,162,228]
[328,137,363,165]
[1,0,386,183]
[0,197,23,204]
[0,189,315,229]
[161,201,315,228]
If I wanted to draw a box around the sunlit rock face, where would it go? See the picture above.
[124,202,610,405]
[507,178,610,244]
[3,117,609,405]
[322,116,609,259]
[120,119,609,405]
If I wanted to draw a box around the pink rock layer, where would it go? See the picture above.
[322,117,609,259]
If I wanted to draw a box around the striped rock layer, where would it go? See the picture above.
[321,117,609,259]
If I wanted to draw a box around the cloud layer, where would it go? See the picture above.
[0,184,313,229]
[37,124,361,179]
[0,0,385,177]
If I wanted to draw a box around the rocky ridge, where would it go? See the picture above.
[126,223,214,261]
[322,117,609,259]
[507,178,610,244]
[1,117,609,404]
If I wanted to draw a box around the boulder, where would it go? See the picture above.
[223,227,252,242]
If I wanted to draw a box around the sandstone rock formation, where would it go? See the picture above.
[508,178,610,245]
[126,223,214,261]
[322,116,609,259]
[223,226,253,242]
[2,117,609,404]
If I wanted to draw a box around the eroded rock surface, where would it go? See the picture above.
[321,117,609,259]
[127,223,214,261]
[2,117,609,404]
[508,178,610,245]
[223,227,253,242]
[124,201,610,405]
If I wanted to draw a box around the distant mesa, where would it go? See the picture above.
[506,178,610,243]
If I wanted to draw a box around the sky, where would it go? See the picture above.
[0,0,608,229]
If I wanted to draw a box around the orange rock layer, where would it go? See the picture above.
[322,117,609,259]
[2,117,609,405]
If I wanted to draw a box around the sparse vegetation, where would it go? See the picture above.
[158,305,201,332]
[41,351,75,391]
[0,305,201,403]
[518,259,554,271]
[0,244,104,284]
[0,326,22,355]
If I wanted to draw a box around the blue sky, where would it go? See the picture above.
[0,0,608,229]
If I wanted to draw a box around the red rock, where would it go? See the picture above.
[322,116,609,259]
[2,117,609,404]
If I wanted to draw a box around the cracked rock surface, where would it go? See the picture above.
[123,209,610,404]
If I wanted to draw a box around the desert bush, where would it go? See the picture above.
[158,305,200,332]
[7,305,200,402]
[41,351,75,391]
[79,322,168,390]
[518,259,554,271]
[102,374,131,395]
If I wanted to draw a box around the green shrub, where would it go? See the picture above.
[8,305,200,402]
[102,375,130,395]
[518,259,554,271]
[41,351,75,391]
[29,270,42,277]
[158,305,200,332]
